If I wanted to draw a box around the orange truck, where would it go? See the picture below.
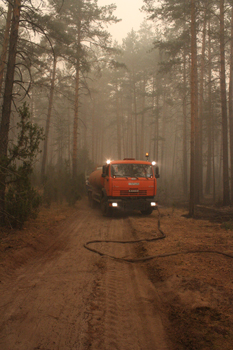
[88,156,159,216]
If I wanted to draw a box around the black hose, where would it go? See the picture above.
[83,208,233,263]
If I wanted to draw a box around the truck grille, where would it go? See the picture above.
[119,190,147,196]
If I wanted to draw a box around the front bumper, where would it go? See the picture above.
[107,197,157,211]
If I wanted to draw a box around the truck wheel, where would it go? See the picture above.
[141,208,153,215]
[101,198,112,217]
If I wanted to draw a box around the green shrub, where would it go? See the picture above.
[1,102,44,228]
[5,172,41,228]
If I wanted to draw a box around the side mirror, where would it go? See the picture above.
[154,165,160,178]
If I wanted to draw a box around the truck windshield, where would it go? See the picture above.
[111,164,153,178]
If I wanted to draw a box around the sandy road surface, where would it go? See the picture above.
[0,204,170,350]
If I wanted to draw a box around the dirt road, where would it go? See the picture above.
[0,203,171,350]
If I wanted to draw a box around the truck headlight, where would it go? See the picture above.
[150,202,156,207]
[112,203,118,207]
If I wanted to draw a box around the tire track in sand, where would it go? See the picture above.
[84,215,171,350]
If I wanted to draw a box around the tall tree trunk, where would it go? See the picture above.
[132,71,138,159]
[128,108,133,157]
[161,89,166,180]
[72,3,81,179]
[189,0,198,216]
[41,56,57,181]
[120,96,126,157]
[172,123,178,182]
[212,114,216,202]
[91,99,96,162]
[156,85,160,162]
[116,82,122,159]
[229,5,233,203]
[68,110,71,174]
[140,75,146,159]
[73,59,80,178]
[0,3,12,97]
[183,50,188,198]
[0,0,21,221]
[220,0,230,205]
[206,19,212,195]
[199,8,207,200]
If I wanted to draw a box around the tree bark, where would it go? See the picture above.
[229,5,233,203]
[0,2,12,97]
[116,82,122,159]
[189,0,198,216]
[198,8,207,200]
[72,7,81,179]
[182,50,188,198]
[0,0,21,220]
[140,75,146,160]
[132,71,138,159]
[206,19,212,195]
[91,99,96,162]
[220,0,230,205]
[41,56,57,181]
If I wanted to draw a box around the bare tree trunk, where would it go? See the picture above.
[133,80,138,159]
[83,106,87,151]
[0,3,12,97]
[72,3,81,179]
[220,0,230,205]
[72,59,80,178]
[0,0,21,221]
[140,75,146,159]
[212,113,216,202]
[120,96,126,157]
[172,123,178,182]
[229,5,233,203]
[161,90,166,180]
[199,8,207,200]
[183,50,188,198]
[116,82,122,159]
[91,99,95,162]
[41,56,57,181]
[155,88,159,163]
[68,110,71,174]
[100,116,104,164]
[206,19,212,195]
[128,110,133,157]
[189,0,198,216]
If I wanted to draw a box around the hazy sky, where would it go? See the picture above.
[98,0,145,43]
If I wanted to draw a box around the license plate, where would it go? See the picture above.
[129,189,139,193]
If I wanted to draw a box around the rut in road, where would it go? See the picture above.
[0,204,171,350]
[83,213,171,350]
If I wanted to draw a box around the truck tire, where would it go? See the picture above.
[141,208,153,215]
[101,197,112,217]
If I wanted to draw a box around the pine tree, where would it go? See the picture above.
[49,0,119,179]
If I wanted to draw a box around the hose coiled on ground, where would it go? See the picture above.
[84,208,233,262]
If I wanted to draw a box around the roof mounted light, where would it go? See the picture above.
[106,159,111,164]
[152,161,156,166]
